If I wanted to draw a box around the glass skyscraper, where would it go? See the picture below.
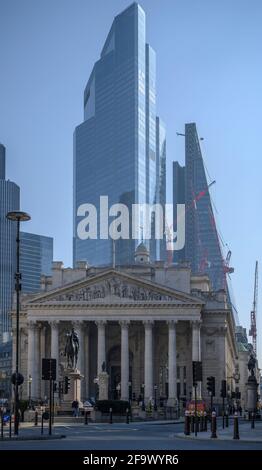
[20,232,53,293]
[173,123,224,291]
[0,144,20,342]
[73,3,166,267]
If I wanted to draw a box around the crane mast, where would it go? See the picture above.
[249,261,258,355]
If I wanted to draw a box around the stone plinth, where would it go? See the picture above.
[247,375,258,412]
[98,372,109,400]
[62,368,84,411]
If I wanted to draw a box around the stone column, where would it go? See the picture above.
[180,365,185,397]
[50,320,60,378]
[34,324,40,399]
[191,320,202,397]
[167,320,177,407]
[85,324,90,399]
[40,324,46,398]
[27,321,36,399]
[96,321,106,374]
[120,321,129,401]
[144,320,154,403]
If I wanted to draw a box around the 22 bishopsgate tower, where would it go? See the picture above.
[73,3,166,267]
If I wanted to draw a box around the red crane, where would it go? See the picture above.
[249,261,258,356]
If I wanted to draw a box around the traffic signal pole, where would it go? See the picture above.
[49,362,52,436]
[194,384,197,436]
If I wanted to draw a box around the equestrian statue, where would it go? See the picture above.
[65,327,79,369]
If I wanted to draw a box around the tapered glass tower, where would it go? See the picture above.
[73,3,166,266]
[173,123,224,291]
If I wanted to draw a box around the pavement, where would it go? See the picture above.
[175,419,262,443]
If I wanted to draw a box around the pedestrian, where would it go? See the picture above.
[72,400,79,417]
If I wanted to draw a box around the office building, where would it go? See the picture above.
[20,232,53,293]
[73,3,166,267]
[173,123,224,291]
[0,144,20,342]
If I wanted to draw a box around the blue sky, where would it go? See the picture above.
[0,0,261,363]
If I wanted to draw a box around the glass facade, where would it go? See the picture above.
[0,144,20,341]
[20,232,53,293]
[172,161,185,263]
[0,144,5,180]
[172,123,224,291]
[73,3,166,267]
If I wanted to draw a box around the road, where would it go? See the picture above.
[0,421,262,450]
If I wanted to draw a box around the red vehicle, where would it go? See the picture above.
[186,400,206,413]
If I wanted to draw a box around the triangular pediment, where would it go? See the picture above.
[27,269,202,306]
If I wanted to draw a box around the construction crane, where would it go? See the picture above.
[249,261,258,356]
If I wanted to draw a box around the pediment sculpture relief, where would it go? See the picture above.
[53,277,174,302]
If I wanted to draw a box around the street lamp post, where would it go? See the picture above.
[6,211,31,435]
[141,383,145,411]
[128,381,132,407]
[28,375,32,409]
[154,384,158,411]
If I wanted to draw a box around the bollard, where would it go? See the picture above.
[195,414,199,434]
[9,415,12,438]
[1,412,3,440]
[41,414,44,435]
[126,408,129,424]
[233,412,239,439]
[191,413,194,433]
[34,411,38,426]
[184,410,190,436]
[109,407,113,424]
[204,411,207,432]
[200,412,204,432]
[210,411,217,438]
[251,412,255,429]
[225,412,229,427]
[84,411,88,425]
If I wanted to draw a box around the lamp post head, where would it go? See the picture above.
[6,211,31,222]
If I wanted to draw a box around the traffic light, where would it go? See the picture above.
[42,358,56,381]
[207,376,215,396]
[192,361,203,386]
[220,380,227,398]
[64,376,71,394]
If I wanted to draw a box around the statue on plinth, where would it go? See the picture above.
[248,353,256,377]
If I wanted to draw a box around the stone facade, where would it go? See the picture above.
[12,261,239,411]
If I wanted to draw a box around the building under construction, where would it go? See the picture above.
[173,123,234,295]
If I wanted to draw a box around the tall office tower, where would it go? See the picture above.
[173,123,224,291]
[0,144,20,342]
[172,161,185,264]
[73,3,166,267]
[20,232,53,293]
